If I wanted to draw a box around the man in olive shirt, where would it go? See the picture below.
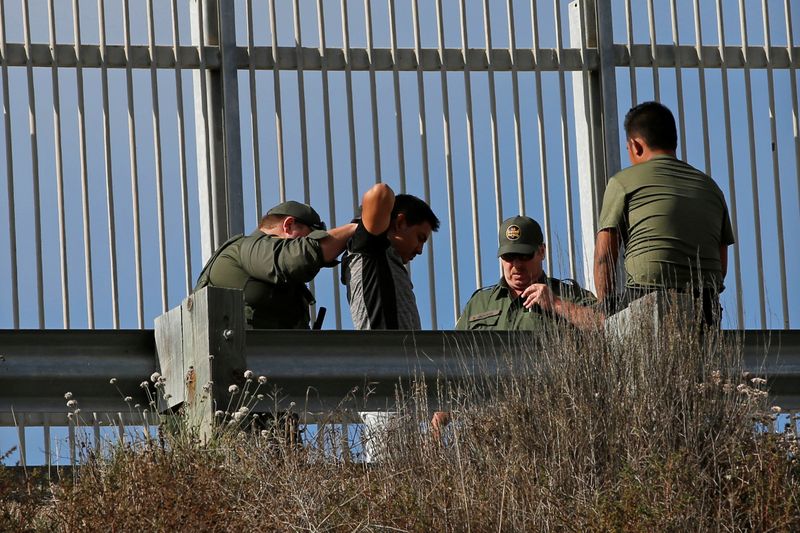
[594,102,735,324]
[194,201,356,329]
[456,216,598,331]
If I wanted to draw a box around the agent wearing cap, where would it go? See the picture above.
[455,215,600,331]
[194,201,356,329]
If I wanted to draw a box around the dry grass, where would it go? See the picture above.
[2,312,800,532]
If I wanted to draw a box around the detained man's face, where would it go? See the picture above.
[501,244,546,296]
[389,214,433,264]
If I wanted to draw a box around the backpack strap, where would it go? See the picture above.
[192,233,244,292]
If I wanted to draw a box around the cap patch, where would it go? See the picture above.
[505,225,521,241]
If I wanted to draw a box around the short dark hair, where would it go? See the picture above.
[623,101,678,151]
[391,194,440,232]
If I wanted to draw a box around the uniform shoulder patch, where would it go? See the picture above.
[468,309,502,322]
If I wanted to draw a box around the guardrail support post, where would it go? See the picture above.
[155,287,246,441]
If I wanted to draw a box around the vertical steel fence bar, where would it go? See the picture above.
[0,0,19,328]
[290,0,316,321]
[123,0,144,327]
[97,0,120,328]
[68,417,75,466]
[16,413,25,467]
[268,0,286,202]
[341,0,359,213]
[48,0,71,328]
[435,0,461,320]
[171,0,192,295]
[364,0,382,184]
[316,0,343,330]
[93,413,101,453]
[43,414,51,470]
[624,0,637,104]
[787,0,800,224]
[388,0,406,193]
[73,0,95,329]
[761,0,789,328]
[737,0,767,328]
[22,0,45,328]
[292,0,311,202]
[246,0,262,219]
[669,0,687,160]
[412,0,438,328]
[195,0,218,254]
[646,0,660,101]
[459,0,483,288]
[146,0,168,314]
[482,0,503,228]
[715,0,744,327]
[341,0,359,211]
[692,0,712,174]
[507,0,525,217]
[551,0,576,277]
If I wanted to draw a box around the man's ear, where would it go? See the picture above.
[390,212,405,231]
[539,243,546,258]
[630,137,645,158]
[281,216,295,236]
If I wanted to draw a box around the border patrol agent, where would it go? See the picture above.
[456,216,598,331]
[194,201,356,329]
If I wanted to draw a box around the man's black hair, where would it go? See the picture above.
[391,194,440,231]
[623,101,678,151]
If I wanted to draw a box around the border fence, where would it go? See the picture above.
[0,0,800,329]
[0,0,797,331]
[0,0,799,466]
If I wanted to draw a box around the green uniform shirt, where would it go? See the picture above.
[598,155,735,291]
[203,229,330,329]
[455,275,596,331]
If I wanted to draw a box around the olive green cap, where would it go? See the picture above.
[497,216,544,256]
[266,201,326,230]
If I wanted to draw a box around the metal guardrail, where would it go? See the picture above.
[2,328,799,428]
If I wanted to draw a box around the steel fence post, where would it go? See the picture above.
[569,0,620,290]
[192,0,243,261]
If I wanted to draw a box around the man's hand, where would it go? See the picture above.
[521,283,555,311]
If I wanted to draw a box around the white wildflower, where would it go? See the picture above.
[140,381,149,389]
[256,394,264,401]
[772,406,782,414]
[244,370,254,379]
[73,408,81,415]
[150,372,161,383]
[751,377,768,386]
[233,412,245,422]
[258,376,267,384]
[109,378,117,385]
[64,392,73,400]
[289,401,296,408]
[163,393,172,400]
[736,384,748,394]
[134,404,141,409]
[66,399,78,408]
[261,430,269,437]
[228,384,240,394]
[67,413,74,420]
[238,406,249,414]
[124,396,133,402]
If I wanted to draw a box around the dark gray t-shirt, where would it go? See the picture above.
[341,221,421,330]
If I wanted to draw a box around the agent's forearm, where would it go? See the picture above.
[320,223,357,263]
